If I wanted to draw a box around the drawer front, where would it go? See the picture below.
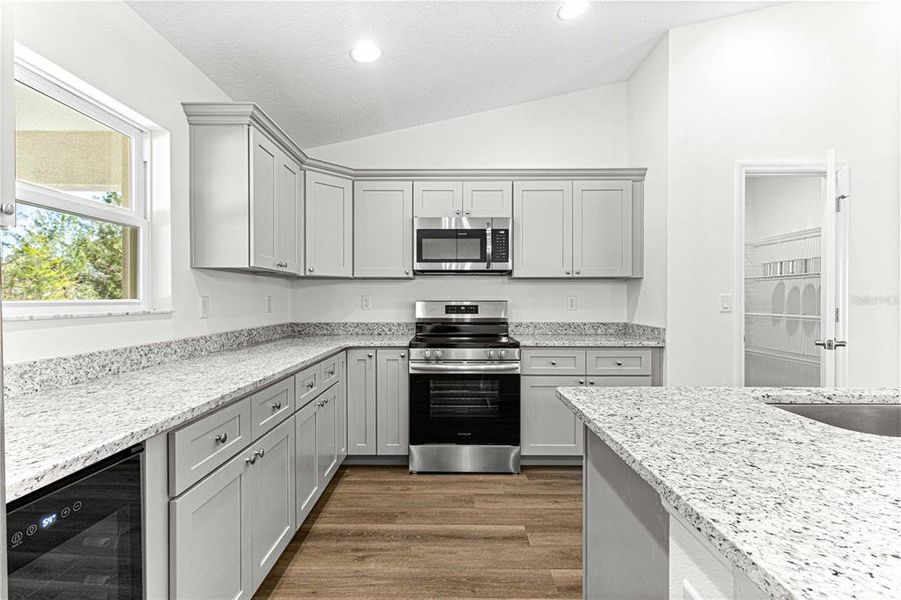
[521,349,586,375]
[250,377,295,439]
[584,375,653,387]
[319,353,343,388]
[169,397,252,496]
[586,349,653,376]
[295,363,321,408]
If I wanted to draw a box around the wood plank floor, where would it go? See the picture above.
[255,465,582,599]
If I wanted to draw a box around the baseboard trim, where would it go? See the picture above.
[521,456,583,466]
[343,455,409,466]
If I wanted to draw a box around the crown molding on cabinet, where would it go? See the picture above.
[182,102,647,182]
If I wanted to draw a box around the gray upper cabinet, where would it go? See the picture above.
[376,349,409,455]
[413,180,463,217]
[463,180,512,217]
[346,349,377,455]
[189,121,302,276]
[513,180,573,278]
[354,181,413,278]
[305,171,353,277]
[573,180,633,277]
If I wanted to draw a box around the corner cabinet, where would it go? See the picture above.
[186,115,303,276]
[353,181,413,278]
[513,179,643,278]
[305,171,353,277]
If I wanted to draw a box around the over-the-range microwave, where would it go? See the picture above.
[413,216,511,273]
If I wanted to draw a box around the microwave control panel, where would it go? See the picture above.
[492,229,509,262]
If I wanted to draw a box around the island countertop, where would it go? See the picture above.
[556,385,901,600]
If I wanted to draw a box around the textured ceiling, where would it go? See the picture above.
[130,1,771,147]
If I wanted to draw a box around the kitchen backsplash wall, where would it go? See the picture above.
[5,321,664,398]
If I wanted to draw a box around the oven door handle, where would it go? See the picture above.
[409,362,521,374]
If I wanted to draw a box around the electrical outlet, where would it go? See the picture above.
[264,295,272,314]
[200,295,210,319]
[361,295,373,311]
[719,293,732,313]
[567,296,577,311]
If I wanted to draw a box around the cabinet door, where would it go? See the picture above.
[346,349,377,455]
[250,418,295,590]
[317,384,340,483]
[413,180,462,217]
[170,450,253,600]
[376,349,409,455]
[276,154,303,274]
[249,128,278,271]
[513,180,573,278]
[353,180,413,278]
[337,376,348,463]
[294,399,320,526]
[463,180,512,217]
[573,180,633,277]
[521,376,585,456]
[305,171,353,277]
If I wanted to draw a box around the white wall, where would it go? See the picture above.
[626,36,669,328]
[666,2,900,386]
[307,83,628,169]
[4,1,294,363]
[299,82,633,323]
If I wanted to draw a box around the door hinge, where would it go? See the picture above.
[836,194,848,212]
[835,307,840,323]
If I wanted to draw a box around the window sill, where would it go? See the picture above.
[3,308,173,323]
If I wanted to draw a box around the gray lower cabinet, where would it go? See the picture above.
[376,349,409,455]
[346,349,377,455]
[170,418,295,599]
[294,398,321,526]
[317,382,341,484]
[521,376,585,456]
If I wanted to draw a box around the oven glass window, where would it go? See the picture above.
[429,379,500,419]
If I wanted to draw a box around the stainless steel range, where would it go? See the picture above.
[408,300,521,473]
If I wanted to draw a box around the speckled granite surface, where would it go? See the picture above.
[4,335,408,502]
[556,386,901,600]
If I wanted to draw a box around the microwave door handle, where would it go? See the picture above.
[486,222,492,270]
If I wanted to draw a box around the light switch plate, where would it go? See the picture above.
[719,293,732,313]
[361,295,372,311]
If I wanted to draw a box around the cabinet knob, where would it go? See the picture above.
[368,353,373,358]
[579,379,585,385]
[306,381,315,389]
[0,202,15,216]
[550,360,557,366]
[245,455,257,465]
[405,270,410,275]
[257,448,265,458]
[308,267,314,273]
[565,270,571,275]
[465,209,471,215]
[272,401,282,410]
[327,370,335,376]
[588,380,595,385]
[615,361,623,366]
[455,209,461,215]
[214,432,228,444]
[575,269,581,275]
[400,353,406,358]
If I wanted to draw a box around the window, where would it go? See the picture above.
[2,60,150,314]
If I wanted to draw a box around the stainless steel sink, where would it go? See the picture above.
[770,403,901,437]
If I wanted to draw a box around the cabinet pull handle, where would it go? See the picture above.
[306,381,315,389]
[245,455,257,465]
[327,370,335,376]
[272,401,282,410]
[257,448,265,458]
[214,432,228,444]
[615,361,623,366]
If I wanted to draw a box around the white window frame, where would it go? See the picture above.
[6,58,151,317]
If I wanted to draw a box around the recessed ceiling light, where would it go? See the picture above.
[351,40,381,63]
[557,0,589,21]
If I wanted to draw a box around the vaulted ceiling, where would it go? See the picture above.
[130,1,771,147]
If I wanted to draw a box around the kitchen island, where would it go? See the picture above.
[556,386,901,600]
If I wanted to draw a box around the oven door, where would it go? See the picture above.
[409,368,520,446]
[414,217,488,271]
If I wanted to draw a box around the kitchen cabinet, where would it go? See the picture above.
[170,448,253,600]
[512,180,573,278]
[249,418,295,589]
[513,179,642,278]
[170,418,294,598]
[346,349,377,455]
[354,180,414,278]
[413,180,463,217]
[463,180,512,217]
[305,171,353,277]
[521,376,585,456]
[188,121,303,275]
[376,349,409,455]
[316,381,342,484]
[294,396,321,526]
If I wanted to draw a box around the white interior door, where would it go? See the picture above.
[741,154,848,387]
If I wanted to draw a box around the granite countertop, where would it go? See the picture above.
[556,386,901,600]
[4,335,408,502]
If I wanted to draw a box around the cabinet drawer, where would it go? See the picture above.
[250,377,295,439]
[521,349,586,375]
[295,363,321,408]
[586,349,653,376]
[319,353,343,388]
[169,397,252,496]
[586,376,653,387]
